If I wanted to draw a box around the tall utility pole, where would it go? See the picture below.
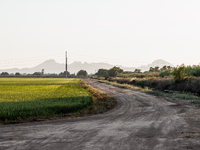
[41,69,44,75]
[66,51,68,78]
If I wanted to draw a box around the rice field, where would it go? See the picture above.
[0,78,93,121]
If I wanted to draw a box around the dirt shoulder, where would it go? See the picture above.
[0,79,200,150]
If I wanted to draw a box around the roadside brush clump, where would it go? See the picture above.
[79,80,117,114]
[108,78,133,84]
[106,76,200,96]
[96,77,200,101]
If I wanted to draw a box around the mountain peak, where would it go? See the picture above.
[44,59,57,63]
[72,61,82,65]
[151,59,173,66]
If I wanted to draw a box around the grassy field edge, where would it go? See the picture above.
[0,79,117,125]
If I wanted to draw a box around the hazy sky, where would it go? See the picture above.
[1,0,200,69]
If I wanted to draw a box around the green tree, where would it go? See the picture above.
[33,72,42,76]
[159,70,171,78]
[155,66,160,72]
[167,66,173,70]
[59,71,70,77]
[15,72,21,76]
[96,69,108,77]
[108,66,123,77]
[172,64,186,82]
[134,69,141,73]
[77,70,88,76]
[149,67,155,72]
[1,72,9,76]
[160,65,167,71]
[69,73,76,78]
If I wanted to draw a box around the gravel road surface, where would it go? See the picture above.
[0,79,200,150]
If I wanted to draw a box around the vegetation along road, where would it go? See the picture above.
[0,79,200,150]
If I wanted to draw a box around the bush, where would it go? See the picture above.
[102,76,200,95]
[172,65,186,82]
[108,67,123,77]
[77,70,88,76]
[159,70,171,78]
[188,66,200,77]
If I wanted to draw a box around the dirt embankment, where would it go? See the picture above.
[0,79,200,150]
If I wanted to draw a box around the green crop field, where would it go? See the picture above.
[0,78,93,122]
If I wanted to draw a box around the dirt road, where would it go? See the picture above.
[0,80,200,150]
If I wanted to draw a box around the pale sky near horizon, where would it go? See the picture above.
[1,0,200,69]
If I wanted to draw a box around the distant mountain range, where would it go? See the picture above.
[0,59,174,74]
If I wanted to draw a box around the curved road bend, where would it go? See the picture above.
[0,79,200,150]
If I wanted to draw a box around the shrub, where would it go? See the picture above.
[189,66,200,77]
[77,70,88,76]
[159,70,171,78]
[108,67,123,77]
[172,65,186,82]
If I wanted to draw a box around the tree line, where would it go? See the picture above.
[0,70,88,78]
[96,64,200,82]
[2,64,200,81]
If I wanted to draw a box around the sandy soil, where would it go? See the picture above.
[0,79,200,150]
